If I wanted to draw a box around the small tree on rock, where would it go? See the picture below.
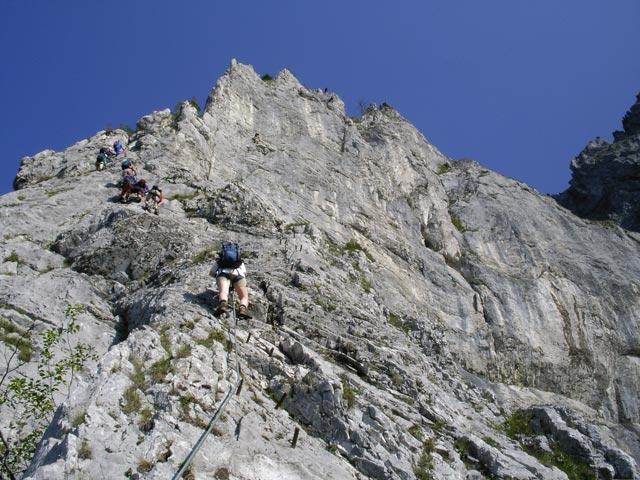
[0,305,97,479]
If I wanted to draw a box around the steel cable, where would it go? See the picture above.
[172,294,243,480]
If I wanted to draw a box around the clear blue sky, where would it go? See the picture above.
[1,1,639,195]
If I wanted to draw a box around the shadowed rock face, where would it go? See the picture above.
[556,93,640,232]
[2,61,639,479]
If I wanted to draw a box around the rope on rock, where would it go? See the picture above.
[172,294,243,480]
[174,236,304,478]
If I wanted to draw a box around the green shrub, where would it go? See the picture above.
[483,436,500,449]
[342,381,356,408]
[537,445,596,480]
[214,467,230,480]
[45,187,72,198]
[178,393,200,424]
[175,344,192,359]
[502,410,534,438]
[360,276,372,293]
[189,96,201,113]
[167,191,199,202]
[148,358,172,383]
[340,239,374,262]
[431,419,448,432]
[0,318,32,362]
[390,371,403,386]
[77,440,92,460]
[196,328,226,349]
[388,313,403,330]
[414,439,435,479]
[159,331,172,354]
[0,305,96,478]
[340,375,362,409]
[190,247,216,265]
[137,458,154,474]
[408,424,424,441]
[70,411,87,428]
[502,410,595,480]
[436,164,451,175]
[451,217,466,232]
[128,356,145,389]
[454,437,471,462]
[121,385,142,414]
[3,251,21,263]
[261,73,274,82]
[343,239,362,252]
[139,407,154,433]
[313,297,337,312]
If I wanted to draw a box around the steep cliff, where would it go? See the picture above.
[1,61,638,480]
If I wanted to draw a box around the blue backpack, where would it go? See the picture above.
[121,159,132,170]
[123,174,136,186]
[218,242,243,268]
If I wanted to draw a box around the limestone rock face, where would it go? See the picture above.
[442,160,640,421]
[2,61,639,480]
[557,93,640,232]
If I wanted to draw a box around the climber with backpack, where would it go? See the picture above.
[119,169,137,203]
[113,140,124,157]
[95,146,115,171]
[119,159,136,187]
[132,178,150,202]
[121,159,136,175]
[209,242,251,319]
[95,150,109,171]
[143,185,163,215]
[100,145,115,157]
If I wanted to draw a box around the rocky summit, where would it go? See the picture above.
[1,60,639,480]
[556,93,640,232]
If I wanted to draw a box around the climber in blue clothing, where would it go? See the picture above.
[131,179,150,202]
[95,151,109,171]
[96,146,115,170]
[113,140,124,157]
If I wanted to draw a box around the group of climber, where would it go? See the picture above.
[119,159,163,214]
[94,141,249,319]
[94,140,163,215]
[112,149,250,317]
[95,140,124,171]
